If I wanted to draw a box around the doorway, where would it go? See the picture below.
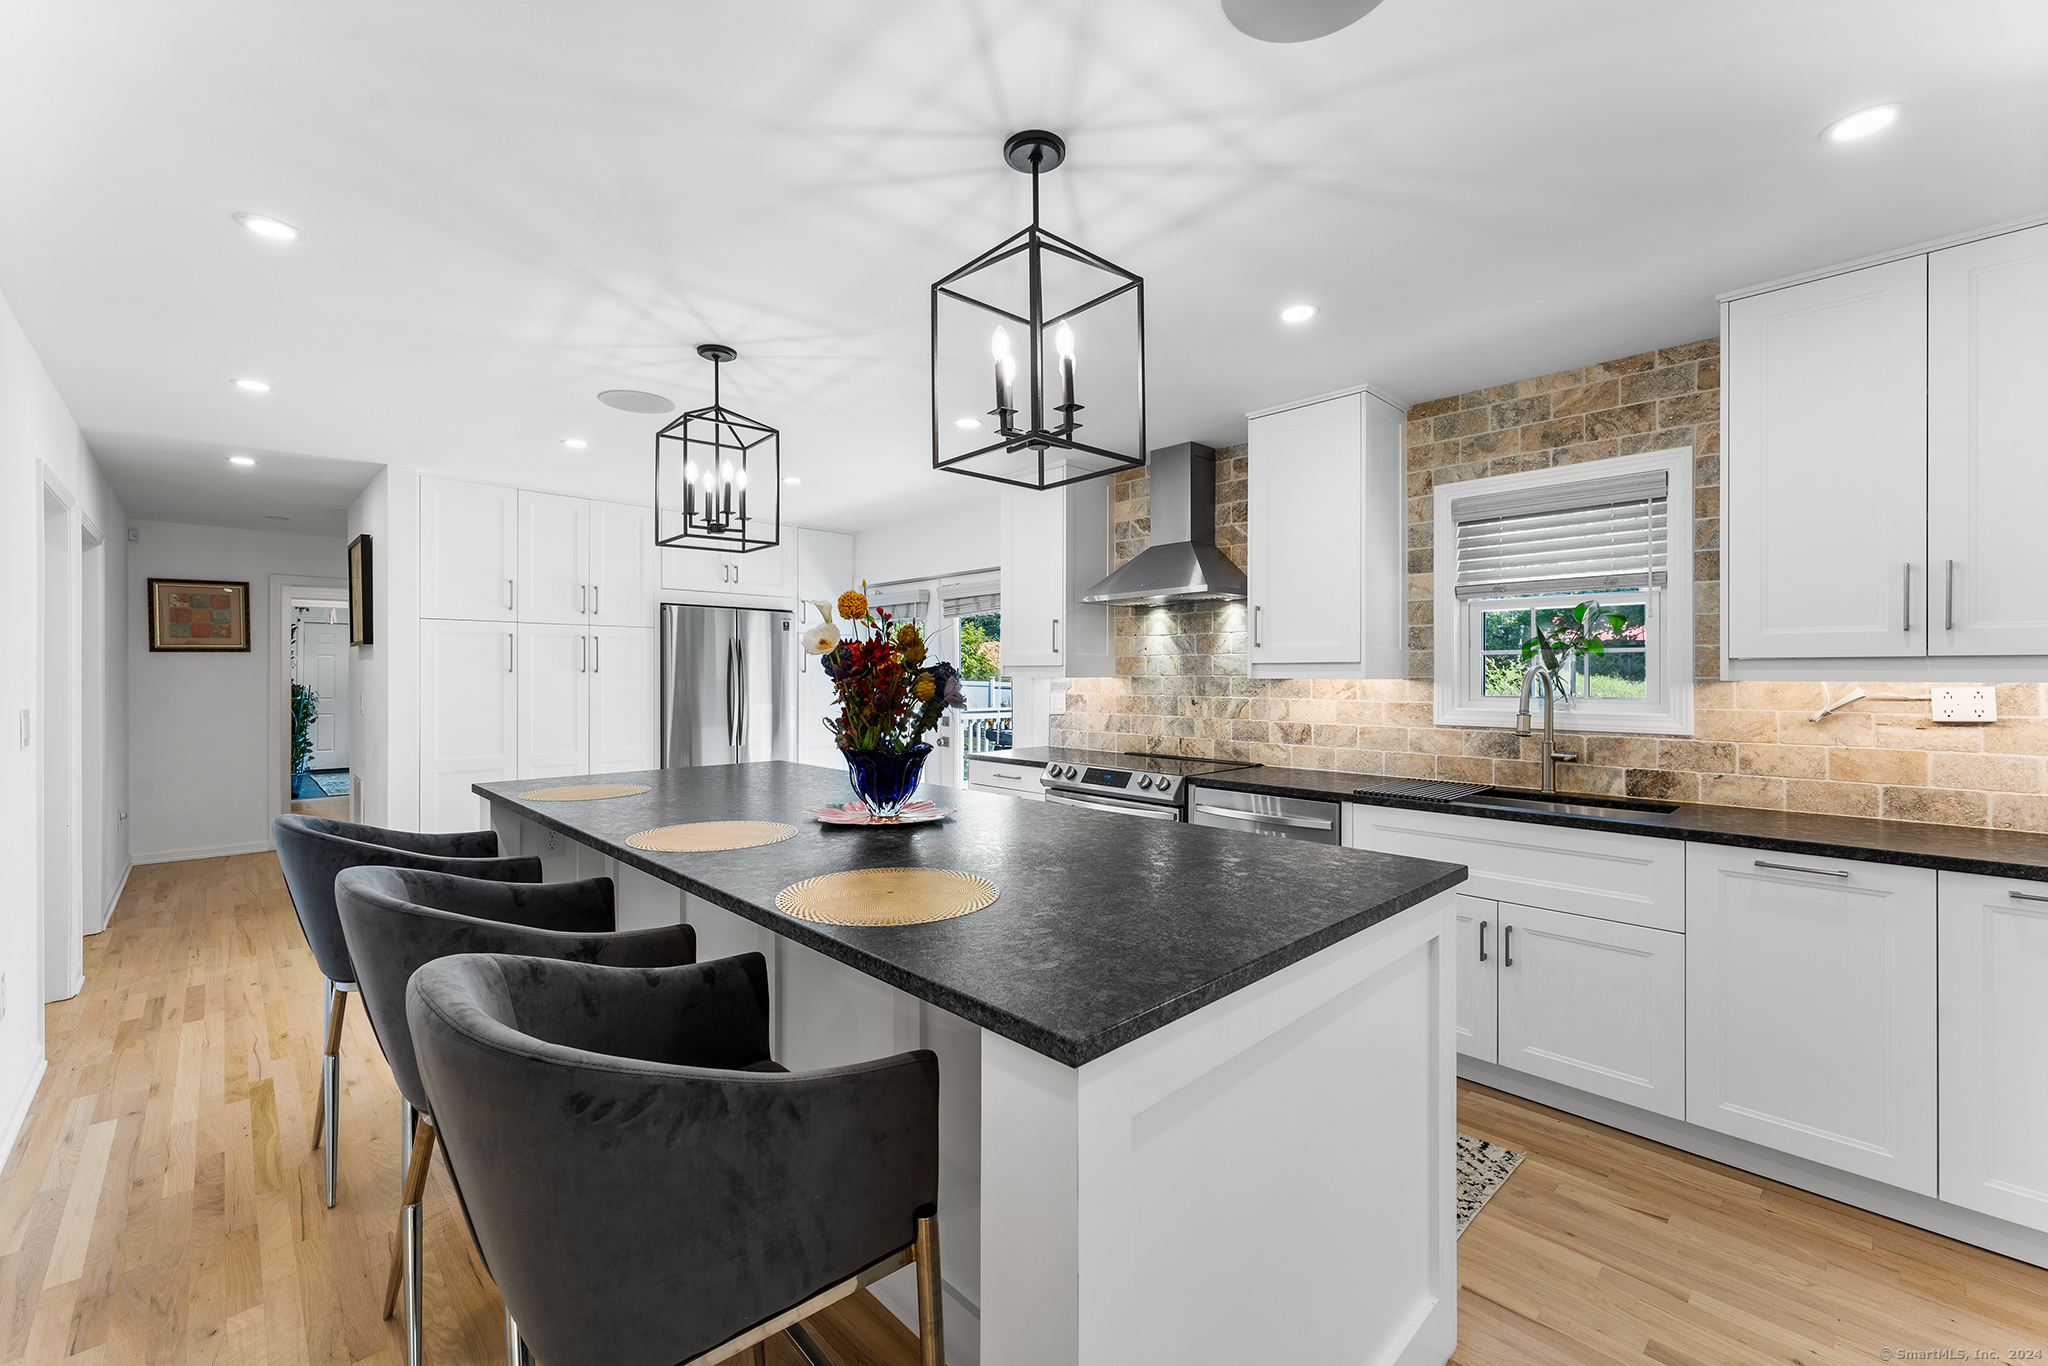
[289,602,352,819]
[38,476,83,1002]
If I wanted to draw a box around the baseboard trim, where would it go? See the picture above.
[0,1058,49,1177]
[91,861,132,934]
[1460,1057,2048,1271]
[133,840,272,866]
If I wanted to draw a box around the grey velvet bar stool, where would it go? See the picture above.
[407,951,945,1366]
[335,867,697,1366]
[272,814,542,1208]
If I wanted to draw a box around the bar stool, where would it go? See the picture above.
[406,951,945,1366]
[272,814,541,1208]
[336,867,697,1366]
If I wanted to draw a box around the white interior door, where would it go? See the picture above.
[517,624,591,779]
[1929,223,2048,657]
[1248,393,1363,666]
[1496,902,1685,1118]
[1454,894,1499,1064]
[419,619,519,832]
[1724,257,1928,659]
[297,617,351,769]
[419,477,518,621]
[589,499,655,626]
[517,491,589,625]
[590,626,657,773]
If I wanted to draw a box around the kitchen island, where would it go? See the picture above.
[477,762,1468,1366]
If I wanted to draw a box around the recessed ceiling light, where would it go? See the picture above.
[228,455,256,467]
[232,212,300,241]
[1823,104,1902,143]
[954,417,982,430]
[1280,304,1319,323]
[562,438,588,449]
[597,389,675,414]
[783,476,801,485]
[232,377,270,393]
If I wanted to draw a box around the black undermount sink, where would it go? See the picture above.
[1451,788,1680,819]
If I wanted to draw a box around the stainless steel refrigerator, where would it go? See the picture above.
[660,603,796,768]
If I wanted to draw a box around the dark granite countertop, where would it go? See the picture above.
[476,763,1466,1066]
[1188,766,2048,883]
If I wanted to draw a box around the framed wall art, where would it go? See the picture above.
[347,534,374,646]
[148,578,251,652]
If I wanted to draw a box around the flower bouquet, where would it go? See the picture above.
[803,585,967,819]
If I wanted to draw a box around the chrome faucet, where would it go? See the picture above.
[1514,667,1578,794]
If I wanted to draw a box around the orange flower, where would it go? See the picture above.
[836,589,869,621]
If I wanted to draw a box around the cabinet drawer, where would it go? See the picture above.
[966,760,1044,797]
[1347,805,1685,933]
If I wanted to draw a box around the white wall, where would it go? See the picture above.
[0,288,127,1158]
[126,520,344,863]
[853,493,1002,587]
[345,467,408,828]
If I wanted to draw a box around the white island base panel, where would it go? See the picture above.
[495,810,1458,1365]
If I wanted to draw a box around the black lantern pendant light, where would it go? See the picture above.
[654,343,780,554]
[931,130,1147,490]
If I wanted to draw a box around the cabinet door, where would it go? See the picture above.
[517,491,588,625]
[1937,871,2048,1232]
[516,624,590,779]
[590,627,658,774]
[660,547,735,595]
[1248,393,1362,666]
[729,539,794,597]
[1000,487,1066,668]
[589,499,655,626]
[1685,846,1936,1193]
[1724,257,1927,659]
[1929,224,2048,657]
[418,619,518,831]
[420,478,518,621]
[1454,894,1499,1064]
[1496,903,1685,1118]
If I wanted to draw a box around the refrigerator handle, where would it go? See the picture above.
[736,635,748,748]
[726,638,739,749]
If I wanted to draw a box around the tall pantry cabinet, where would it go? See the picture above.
[418,477,658,831]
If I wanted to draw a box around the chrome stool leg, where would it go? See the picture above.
[383,1102,436,1366]
[313,980,351,1208]
[505,1308,533,1366]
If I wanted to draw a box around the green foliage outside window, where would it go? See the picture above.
[959,613,1001,681]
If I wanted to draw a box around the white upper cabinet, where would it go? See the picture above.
[1245,386,1406,679]
[1936,871,2048,1234]
[1685,845,1937,1195]
[658,538,797,601]
[1724,255,1928,662]
[420,477,518,621]
[999,474,1112,677]
[517,492,589,625]
[589,499,656,626]
[1928,224,2048,657]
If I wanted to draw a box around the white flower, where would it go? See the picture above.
[802,599,840,655]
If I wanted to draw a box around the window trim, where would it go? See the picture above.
[1433,447,1694,735]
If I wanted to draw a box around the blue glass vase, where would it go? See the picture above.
[840,744,932,820]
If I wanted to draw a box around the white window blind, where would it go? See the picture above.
[866,583,931,621]
[1451,469,1668,600]
[939,571,1001,620]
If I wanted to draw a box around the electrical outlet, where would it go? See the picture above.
[539,826,564,856]
[1932,685,1997,724]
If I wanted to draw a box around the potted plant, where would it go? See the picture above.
[1519,599,1631,701]
[803,586,967,819]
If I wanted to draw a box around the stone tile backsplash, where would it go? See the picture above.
[1049,338,2048,832]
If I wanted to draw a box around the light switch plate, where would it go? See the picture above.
[1932,685,1997,724]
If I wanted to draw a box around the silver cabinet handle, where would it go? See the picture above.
[580,584,587,615]
[1903,562,1911,633]
[593,635,600,673]
[507,579,516,612]
[732,563,741,586]
[1052,618,1059,653]
[506,633,515,672]
[984,770,1024,781]
[1254,605,1262,648]
[1754,859,1850,878]
[1503,924,1514,968]
[1945,560,1955,632]
[579,635,587,672]
[1191,804,1334,830]
[2009,889,2048,904]
[593,584,601,616]
[1478,919,1489,963]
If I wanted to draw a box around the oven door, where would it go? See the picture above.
[1043,789,1183,821]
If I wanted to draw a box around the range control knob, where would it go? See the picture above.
[1135,775,1152,789]
[1055,765,1072,779]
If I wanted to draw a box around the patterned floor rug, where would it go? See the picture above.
[1457,1132,1526,1237]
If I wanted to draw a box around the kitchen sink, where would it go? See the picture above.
[1450,788,1679,819]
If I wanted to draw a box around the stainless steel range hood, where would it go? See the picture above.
[1080,443,1248,604]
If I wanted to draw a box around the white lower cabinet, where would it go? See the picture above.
[965,758,1045,801]
[1496,902,1686,1118]
[517,625,657,780]
[1454,895,1499,1065]
[1937,871,2048,1232]
[1685,845,1937,1195]
[419,619,519,832]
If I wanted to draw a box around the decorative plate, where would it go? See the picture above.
[806,800,955,826]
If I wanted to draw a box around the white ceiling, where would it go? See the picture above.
[93,434,382,537]
[3,1,2045,535]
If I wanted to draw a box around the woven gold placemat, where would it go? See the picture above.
[775,867,997,927]
[523,784,652,802]
[625,821,797,852]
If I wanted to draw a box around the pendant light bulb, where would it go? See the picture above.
[684,459,697,483]
[1055,323,1075,362]
[735,467,748,490]
[991,326,1012,361]
[997,354,1017,387]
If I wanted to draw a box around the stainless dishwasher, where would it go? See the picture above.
[1188,786,1341,844]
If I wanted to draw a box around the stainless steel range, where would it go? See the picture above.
[1040,754,1259,821]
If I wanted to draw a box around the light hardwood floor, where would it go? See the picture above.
[288,796,351,820]
[5,854,2044,1365]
